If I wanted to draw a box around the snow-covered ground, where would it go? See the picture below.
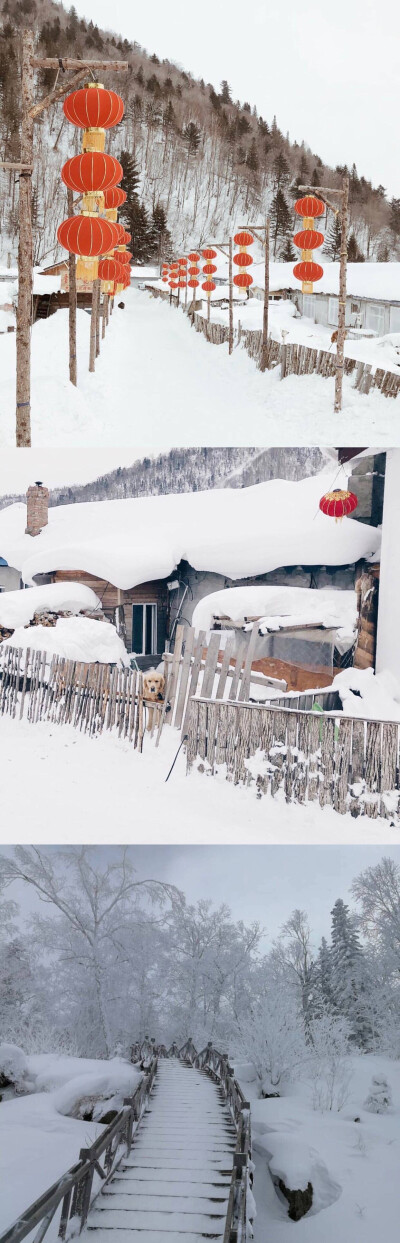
[238,1053,400,1243]
[0,713,399,843]
[0,1053,142,1234]
[0,290,398,446]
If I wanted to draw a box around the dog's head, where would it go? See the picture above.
[143,670,165,702]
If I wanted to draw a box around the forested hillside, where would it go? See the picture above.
[0,0,398,268]
[0,446,330,508]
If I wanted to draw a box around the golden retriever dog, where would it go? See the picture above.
[143,669,165,731]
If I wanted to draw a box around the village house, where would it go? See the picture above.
[0,472,382,686]
[246,261,400,337]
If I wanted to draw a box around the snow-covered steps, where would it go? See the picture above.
[84,1058,236,1241]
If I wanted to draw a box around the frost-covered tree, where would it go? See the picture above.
[308,1011,353,1112]
[330,899,371,1047]
[364,1075,392,1114]
[270,910,316,1033]
[236,987,307,1096]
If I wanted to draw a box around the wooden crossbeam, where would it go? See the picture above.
[31,57,129,70]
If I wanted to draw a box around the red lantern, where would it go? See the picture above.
[293,229,324,251]
[104,186,127,209]
[202,263,217,275]
[63,86,124,152]
[188,252,200,262]
[294,196,325,220]
[233,251,254,267]
[188,278,199,288]
[61,153,122,193]
[189,266,200,276]
[202,248,217,259]
[293,261,323,284]
[57,215,120,281]
[98,256,125,291]
[319,489,358,520]
[117,251,132,265]
[177,279,186,288]
[202,279,216,292]
[234,231,254,247]
[233,272,253,288]
[121,230,131,245]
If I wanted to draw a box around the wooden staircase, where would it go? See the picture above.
[83,1058,236,1241]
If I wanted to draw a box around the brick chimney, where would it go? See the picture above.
[25,482,49,537]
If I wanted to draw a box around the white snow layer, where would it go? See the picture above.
[192,585,358,650]
[4,616,129,665]
[0,582,101,629]
[0,473,380,590]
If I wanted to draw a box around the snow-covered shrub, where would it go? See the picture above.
[0,1042,34,1092]
[309,1014,353,1112]
[53,1060,142,1120]
[363,1074,392,1114]
[236,990,307,1096]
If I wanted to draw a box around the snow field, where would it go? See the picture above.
[0,290,397,446]
[0,713,399,842]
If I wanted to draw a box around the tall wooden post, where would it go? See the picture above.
[67,188,77,386]
[228,237,234,355]
[89,284,97,372]
[16,29,34,446]
[207,294,211,324]
[334,175,349,413]
[94,278,101,357]
[260,216,270,372]
[102,292,107,339]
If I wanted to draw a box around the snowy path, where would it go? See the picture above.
[0,290,398,446]
[84,1059,236,1242]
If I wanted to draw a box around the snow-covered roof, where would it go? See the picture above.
[131,265,159,279]
[5,616,129,665]
[0,474,381,589]
[250,261,400,303]
[192,586,358,650]
[0,582,101,630]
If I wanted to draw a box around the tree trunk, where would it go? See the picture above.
[102,292,107,339]
[67,188,77,386]
[334,176,349,413]
[94,278,101,357]
[260,217,270,372]
[228,237,233,355]
[16,29,35,447]
[89,283,97,372]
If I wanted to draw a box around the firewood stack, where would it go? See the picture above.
[354,564,380,671]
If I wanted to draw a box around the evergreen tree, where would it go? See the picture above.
[119,151,151,264]
[183,121,201,154]
[347,232,365,262]
[281,237,296,262]
[220,80,231,103]
[270,188,292,257]
[324,214,342,260]
[315,936,333,1011]
[330,899,370,1047]
[273,150,290,189]
[247,139,259,172]
[389,198,400,235]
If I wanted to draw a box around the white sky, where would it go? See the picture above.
[3,845,399,950]
[0,449,154,496]
[72,0,399,197]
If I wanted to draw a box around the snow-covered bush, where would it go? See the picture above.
[363,1074,392,1114]
[0,1042,34,1092]
[309,1014,353,1112]
[53,1060,143,1120]
[236,990,307,1096]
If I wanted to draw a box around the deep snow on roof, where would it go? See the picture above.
[192,584,358,639]
[0,582,101,630]
[0,475,381,590]
[210,260,400,302]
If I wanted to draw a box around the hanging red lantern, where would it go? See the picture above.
[188,266,200,276]
[98,256,125,292]
[233,231,253,291]
[188,252,200,262]
[61,153,123,215]
[202,279,216,292]
[57,215,120,281]
[233,271,253,288]
[293,261,323,284]
[104,186,127,209]
[293,229,324,252]
[121,230,131,245]
[117,250,132,265]
[63,85,124,152]
[294,196,325,221]
[202,248,217,260]
[188,278,199,288]
[202,263,217,275]
[319,489,358,520]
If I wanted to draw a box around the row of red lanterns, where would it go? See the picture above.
[162,231,256,299]
[292,195,325,294]
[57,84,132,294]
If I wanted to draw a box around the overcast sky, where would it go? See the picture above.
[72,0,398,197]
[0,449,154,496]
[3,845,399,950]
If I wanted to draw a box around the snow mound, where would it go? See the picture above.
[4,617,129,665]
[192,585,358,653]
[258,1133,341,1214]
[53,1059,142,1118]
[0,582,101,630]
[0,1043,33,1092]
[331,667,400,721]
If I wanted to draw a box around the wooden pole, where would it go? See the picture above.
[260,216,270,372]
[89,284,97,372]
[16,28,34,447]
[102,292,107,339]
[67,188,77,386]
[94,278,101,357]
[228,237,234,355]
[334,175,349,413]
[207,294,211,324]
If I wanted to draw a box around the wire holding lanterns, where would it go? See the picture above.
[202,247,217,322]
[292,196,325,294]
[319,488,358,521]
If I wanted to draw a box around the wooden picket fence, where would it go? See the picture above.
[0,645,147,749]
[185,696,400,820]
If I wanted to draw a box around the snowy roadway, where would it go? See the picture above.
[0,290,398,446]
[1,715,399,843]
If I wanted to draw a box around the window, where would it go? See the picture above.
[302,294,316,320]
[132,604,158,655]
[328,297,339,325]
[366,303,385,335]
[389,306,400,333]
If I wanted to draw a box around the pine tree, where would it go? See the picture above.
[347,232,365,262]
[119,151,151,264]
[270,189,292,257]
[315,937,333,1011]
[273,150,290,189]
[324,215,342,260]
[247,139,259,173]
[330,899,370,1047]
[220,80,231,103]
[281,237,296,262]
[183,121,201,155]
